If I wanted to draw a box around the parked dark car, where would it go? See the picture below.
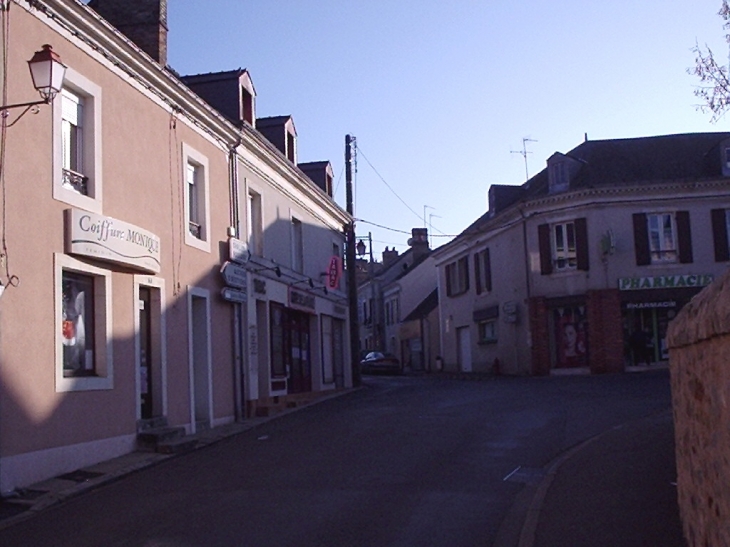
[360,351,402,375]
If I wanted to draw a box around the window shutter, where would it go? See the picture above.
[575,217,589,271]
[676,211,693,264]
[484,249,492,292]
[474,252,482,295]
[632,213,650,266]
[538,224,552,275]
[711,209,730,262]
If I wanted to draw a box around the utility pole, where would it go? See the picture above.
[345,134,361,387]
[511,137,537,181]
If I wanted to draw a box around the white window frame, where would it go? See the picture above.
[478,320,498,344]
[648,212,677,263]
[552,221,577,270]
[182,143,211,252]
[247,186,264,257]
[55,253,113,392]
[53,69,102,213]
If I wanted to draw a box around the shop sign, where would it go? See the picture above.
[624,301,677,310]
[65,208,161,273]
[327,255,342,289]
[289,287,316,313]
[220,287,247,303]
[220,261,247,289]
[618,274,714,291]
[228,237,251,265]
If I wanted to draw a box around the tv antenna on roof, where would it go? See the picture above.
[511,137,537,181]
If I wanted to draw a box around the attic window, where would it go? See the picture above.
[325,172,333,196]
[286,131,295,162]
[242,87,253,125]
[549,161,569,193]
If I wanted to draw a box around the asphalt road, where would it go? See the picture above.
[0,371,674,546]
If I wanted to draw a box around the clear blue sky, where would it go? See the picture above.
[166,0,726,259]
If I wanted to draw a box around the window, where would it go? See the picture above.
[286,131,296,163]
[633,212,692,265]
[478,320,498,344]
[291,217,303,273]
[538,218,589,274]
[182,143,210,252]
[385,298,399,325]
[549,161,569,193]
[53,69,102,213]
[553,222,577,270]
[242,86,254,125]
[445,256,469,296]
[474,248,492,294]
[247,189,263,256]
[187,162,201,238]
[648,213,676,262]
[55,253,112,392]
[711,209,730,262]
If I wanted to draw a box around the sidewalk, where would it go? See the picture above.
[523,409,687,547]
[0,387,359,532]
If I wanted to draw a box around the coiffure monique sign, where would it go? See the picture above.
[65,208,161,273]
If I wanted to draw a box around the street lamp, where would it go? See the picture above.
[2,44,66,115]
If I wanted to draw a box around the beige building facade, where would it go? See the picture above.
[0,0,351,493]
[434,133,730,376]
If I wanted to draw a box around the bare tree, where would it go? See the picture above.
[691,0,730,121]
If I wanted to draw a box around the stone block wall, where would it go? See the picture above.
[667,267,730,547]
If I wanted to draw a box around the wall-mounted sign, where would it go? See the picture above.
[228,237,250,265]
[289,287,316,313]
[253,279,267,295]
[624,301,677,310]
[65,209,161,273]
[221,287,247,303]
[618,274,714,291]
[327,255,342,289]
[220,261,247,289]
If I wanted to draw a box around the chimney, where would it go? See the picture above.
[409,227,430,259]
[88,0,168,66]
[382,247,399,267]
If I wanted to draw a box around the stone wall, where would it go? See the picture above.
[667,267,730,547]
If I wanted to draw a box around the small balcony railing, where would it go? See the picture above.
[189,221,202,239]
[62,168,88,195]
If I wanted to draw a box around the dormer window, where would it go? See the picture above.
[286,130,296,163]
[725,147,730,169]
[242,86,254,125]
[549,161,569,193]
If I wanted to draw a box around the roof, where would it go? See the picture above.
[179,69,248,84]
[256,115,293,127]
[402,289,439,322]
[461,131,730,238]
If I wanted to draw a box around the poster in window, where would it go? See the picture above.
[62,273,94,375]
[553,306,588,368]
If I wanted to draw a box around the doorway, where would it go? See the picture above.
[139,287,153,419]
[189,291,212,430]
[457,326,472,372]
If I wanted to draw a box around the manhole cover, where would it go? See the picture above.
[503,466,546,485]
[57,470,104,483]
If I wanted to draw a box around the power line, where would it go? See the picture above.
[356,218,459,238]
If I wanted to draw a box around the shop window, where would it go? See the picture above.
[633,212,692,266]
[55,253,112,392]
[182,143,210,252]
[552,306,587,368]
[269,302,287,378]
[474,248,492,294]
[53,70,102,213]
[538,218,589,275]
[478,320,498,344]
[445,256,469,296]
[711,208,730,262]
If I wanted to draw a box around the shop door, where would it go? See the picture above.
[139,287,153,419]
[288,310,311,394]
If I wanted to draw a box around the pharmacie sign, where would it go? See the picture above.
[618,274,713,291]
[65,209,161,273]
